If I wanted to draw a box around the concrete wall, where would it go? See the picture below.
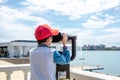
[0,58,30,64]
[70,72,103,80]
[70,68,120,80]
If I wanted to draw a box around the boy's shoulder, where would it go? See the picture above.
[29,47,36,52]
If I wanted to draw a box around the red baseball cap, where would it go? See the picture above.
[34,24,59,40]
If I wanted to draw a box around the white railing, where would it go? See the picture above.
[0,64,120,80]
[0,64,30,80]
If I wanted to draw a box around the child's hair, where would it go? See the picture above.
[37,36,50,44]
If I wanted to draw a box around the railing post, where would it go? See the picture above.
[23,70,29,80]
[5,71,13,80]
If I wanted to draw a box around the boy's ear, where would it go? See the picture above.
[46,37,51,42]
[46,38,49,42]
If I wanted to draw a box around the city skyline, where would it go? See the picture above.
[0,0,120,46]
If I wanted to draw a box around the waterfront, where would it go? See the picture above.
[0,50,120,77]
[70,51,120,76]
[0,51,120,79]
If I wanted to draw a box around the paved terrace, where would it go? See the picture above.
[0,59,120,80]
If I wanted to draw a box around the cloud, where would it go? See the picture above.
[82,15,117,29]
[23,0,120,20]
[0,6,52,25]
[0,0,7,3]
[46,24,120,46]
[61,27,120,46]
[76,29,120,46]
[59,28,95,45]
[102,28,120,33]
[0,6,52,42]
[0,15,35,42]
[95,32,120,46]
[0,0,120,47]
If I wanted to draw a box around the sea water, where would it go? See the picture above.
[70,51,120,76]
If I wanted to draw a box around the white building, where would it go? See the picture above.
[0,40,37,58]
[0,39,72,58]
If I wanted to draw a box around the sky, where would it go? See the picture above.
[0,0,120,47]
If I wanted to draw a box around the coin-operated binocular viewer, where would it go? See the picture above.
[52,32,77,80]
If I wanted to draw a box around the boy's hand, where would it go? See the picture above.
[62,33,68,46]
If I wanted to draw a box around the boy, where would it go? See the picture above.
[30,24,70,80]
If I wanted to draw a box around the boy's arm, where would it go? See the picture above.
[53,33,70,64]
[53,46,70,64]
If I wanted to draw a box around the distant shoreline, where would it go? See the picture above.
[82,49,120,51]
